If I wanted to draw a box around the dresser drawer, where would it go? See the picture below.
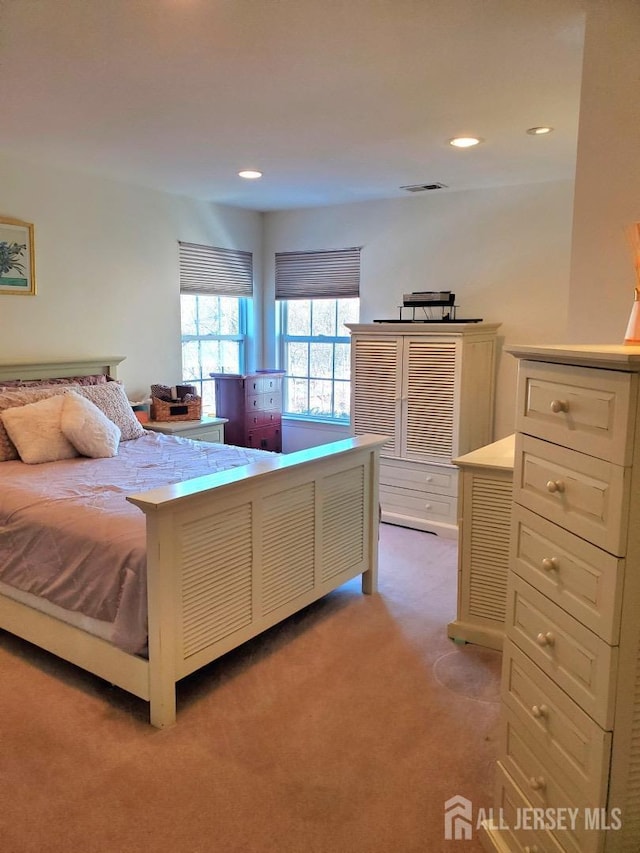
[489,762,567,853]
[514,434,628,556]
[180,424,225,443]
[245,407,281,428]
[499,716,601,853]
[380,458,458,496]
[502,639,612,802]
[515,360,637,465]
[506,575,617,729]
[380,484,457,526]
[511,505,623,644]
[244,375,283,395]
[245,392,281,412]
[246,425,281,452]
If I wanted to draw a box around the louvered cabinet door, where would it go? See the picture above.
[462,471,511,625]
[347,323,500,537]
[350,336,402,456]
[448,434,515,650]
[402,338,457,462]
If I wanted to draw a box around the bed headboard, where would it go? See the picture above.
[0,357,125,384]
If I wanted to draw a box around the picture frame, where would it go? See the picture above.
[0,217,36,295]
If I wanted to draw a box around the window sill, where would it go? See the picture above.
[282,415,351,430]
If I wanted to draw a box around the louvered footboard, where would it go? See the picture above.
[128,434,385,727]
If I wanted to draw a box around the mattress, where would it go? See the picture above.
[0,431,271,655]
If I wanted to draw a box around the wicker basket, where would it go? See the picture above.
[150,395,202,422]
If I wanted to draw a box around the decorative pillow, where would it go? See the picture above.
[1,395,79,464]
[60,392,121,458]
[0,386,79,462]
[76,382,145,441]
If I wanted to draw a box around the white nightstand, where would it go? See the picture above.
[145,416,227,444]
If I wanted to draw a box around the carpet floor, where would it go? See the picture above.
[0,523,501,853]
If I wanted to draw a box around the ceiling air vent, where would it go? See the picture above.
[400,182,448,192]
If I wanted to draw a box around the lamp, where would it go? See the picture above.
[623,222,640,345]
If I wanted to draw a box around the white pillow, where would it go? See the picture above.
[0,386,79,462]
[61,392,121,458]
[1,395,79,464]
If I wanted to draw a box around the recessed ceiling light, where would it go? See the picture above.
[448,136,482,148]
[238,170,263,179]
[526,126,554,135]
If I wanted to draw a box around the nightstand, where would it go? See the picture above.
[448,433,515,651]
[145,416,227,444]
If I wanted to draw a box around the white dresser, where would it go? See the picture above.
[346,323,500,538]
[481,344,640,853]
[448,434,515,650]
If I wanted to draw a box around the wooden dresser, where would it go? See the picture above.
[481,343,640,853]
[346,323,500,537]
[211,370,284,452]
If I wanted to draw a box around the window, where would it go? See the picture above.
[181,294,246,412]
[178,241,253,413]
[276,247,360,422]
[280,298,358,421]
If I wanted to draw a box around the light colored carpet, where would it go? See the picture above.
[0,524,501,852]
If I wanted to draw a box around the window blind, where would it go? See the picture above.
[275,247,361,299]
[179,241,253,297]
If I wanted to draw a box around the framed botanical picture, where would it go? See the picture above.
[0,217,36,295]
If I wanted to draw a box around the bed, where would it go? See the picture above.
[0,356,385,727]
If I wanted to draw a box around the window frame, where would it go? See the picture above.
[278,297,357,424]
[180,293,248,408]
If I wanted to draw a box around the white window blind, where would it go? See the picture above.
[275,247,361,299]
[179,241,253,297]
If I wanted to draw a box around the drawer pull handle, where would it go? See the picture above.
[529,776,546,791]
[546,479,565,494]
[531,704,549,719]
[425,504,432,510]
[541,557,559,572]
[425,476,433,483]
[536,631,555,647]
[550,399,569,414]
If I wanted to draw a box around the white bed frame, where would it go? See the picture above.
[0,357,385,727]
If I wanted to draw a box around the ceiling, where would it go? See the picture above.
[0,0,586,212]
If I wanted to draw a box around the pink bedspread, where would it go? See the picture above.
[0,432,271,654]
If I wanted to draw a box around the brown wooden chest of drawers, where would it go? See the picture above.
[211,370,284,452]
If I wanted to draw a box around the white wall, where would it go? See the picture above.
[567,0,640,340]
[0,153,262,401]
[264,181,575,447]
[1,152,575,450]
[1,2,634,456]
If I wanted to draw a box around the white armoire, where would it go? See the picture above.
[346,323,500,537]
[481,343,640,853]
